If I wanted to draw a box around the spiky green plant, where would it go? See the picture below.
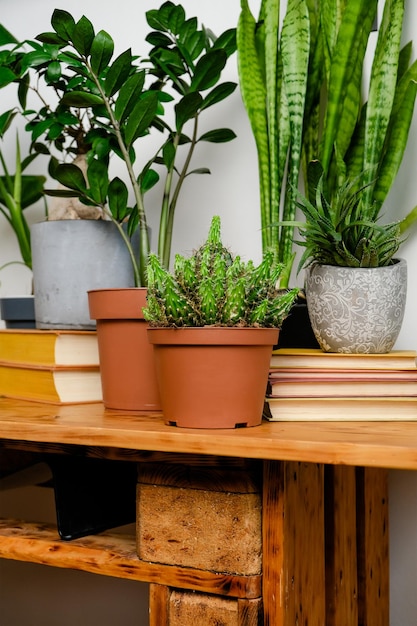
[143,216,299,328]
[294,168,403,268]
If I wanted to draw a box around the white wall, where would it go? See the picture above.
[0,1,416,625]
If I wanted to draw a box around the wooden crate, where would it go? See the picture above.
[137,458,262,575]
[150,585,263,626]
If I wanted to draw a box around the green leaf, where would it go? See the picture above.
[54,163,87,192]
[104,48,133,97]
[212,28,237,57]
[46,60,61,83]
[36,32,66,45]
[140,169,159,193]
[115,71,146,122]
[162,140,176,170]
[201,82,237,110]
[87,159,108,204]
[60,91,104,107]
[0,67,17,89]
[0,24,18,45]
[108,177,129,220]
[175,92,202,130]
[198,128,236,143]
[72,15,95,56]
[190,49,227,91]
[90,30,114,75]
[124,92,159,146]
[51,8,76,41]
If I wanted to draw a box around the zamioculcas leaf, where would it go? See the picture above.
[140,168,159,193]
[104,48,132,97]
[198,129,236,143]
[124,92,159,146]
[90,30,114,76]
[0,24,17,45]
[115,72,146,122]
[72,15,95,56]
[0,67,16,89]
[51,8,75,42]
[201,82,237,110]
[190,49,227,91]
[175,92,202,130]
[87,159,109,204]
[108,177,128,221]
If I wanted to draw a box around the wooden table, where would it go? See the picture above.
[0,398,416,625]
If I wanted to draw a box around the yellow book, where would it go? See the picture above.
[270,348,417,370]
[0,362,102,404]
[0,329,99,367]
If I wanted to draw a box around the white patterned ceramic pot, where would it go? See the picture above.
[305,259,407,353]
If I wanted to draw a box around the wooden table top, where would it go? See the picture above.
[1,398,416,469]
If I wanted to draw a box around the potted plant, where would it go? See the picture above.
[288,0,417,354]
[0,132,46,328]
[0,2,237,329]
[143,215,299,428]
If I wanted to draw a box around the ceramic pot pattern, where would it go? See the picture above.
[305,259,407,353]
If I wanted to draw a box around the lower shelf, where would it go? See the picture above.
[0,518,261,599]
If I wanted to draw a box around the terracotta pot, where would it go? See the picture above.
[147,327,279,429]
[88,288,161,411]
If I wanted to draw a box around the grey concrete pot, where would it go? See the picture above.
[305,259,407,353]
[31,220,137,330]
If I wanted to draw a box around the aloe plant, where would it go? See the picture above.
[0,2,237,286]
[143,215,299,328]
[237,0,310,287]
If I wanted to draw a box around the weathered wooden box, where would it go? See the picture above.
[136,457,262,575]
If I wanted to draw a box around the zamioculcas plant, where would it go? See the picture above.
[0,2,237,286]
[237,0,310,287]
[301,0,417,251]
[143,215,299,328]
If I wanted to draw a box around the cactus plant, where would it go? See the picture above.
[143,216,299,328]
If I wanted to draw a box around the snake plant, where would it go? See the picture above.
[237,0,310,288]
[143,216,299,328]
[0,2,237,286]
[302,0,417,250]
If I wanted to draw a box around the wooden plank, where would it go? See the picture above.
[0,519,261,598]
[325,466,358,626]
[356,468,389,626]
[0,398,416,469]
[263,461,325,626]
[149,584,169,626]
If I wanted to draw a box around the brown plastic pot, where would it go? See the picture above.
[147,326,279,428]
[88,288,161,412]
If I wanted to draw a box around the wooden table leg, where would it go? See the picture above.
[263,460,325,626]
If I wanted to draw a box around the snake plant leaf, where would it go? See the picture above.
[114,72,146,123]
[362,0,404,200]
[104,48,133,98]
[373,73,417,210]
[321,1,377,174]
[71,15,95,57]
[51,9,75,42]
[280,0,310,265]
[90,30,114,76]
[237,0,270,249]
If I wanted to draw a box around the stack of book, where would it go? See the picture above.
[0,329,102,404]
[265,348,417,421]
